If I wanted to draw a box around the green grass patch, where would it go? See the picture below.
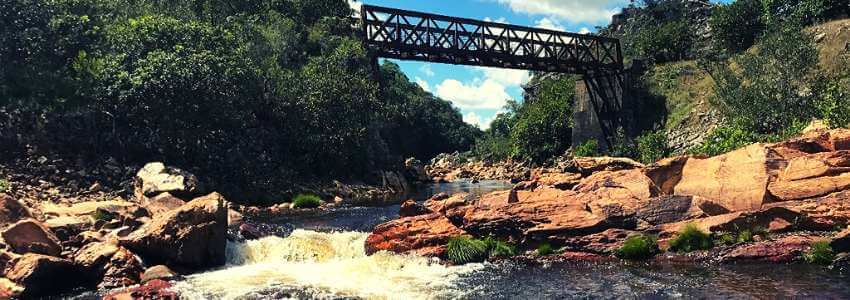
[483,237,517,258]
[446,236,489,264]
[536,242,555,256]
[804,240,835,265]
[615,234,659,260]
[291,193,323,209]
[668,224,713,253]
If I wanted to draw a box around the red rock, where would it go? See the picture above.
[398,199,431,217]
[572,157,645,175]
[142,192,187,217]
[574,169,659,228]
[530,172,583,190]
[636,196,707,226]
[122,192,227,270]
[559,251,606,261]
[104,279,179,300]
[5,254,82,298]
[768,151,850,200]
[1,219,63,256]
[766,190,850,228]
[555,229,635,254]
[672,144,781,212]
[141,265,180,284]
[365,213,466,255]
[0,194,32,227]
[721,235,818,263]
[74,242,144,289]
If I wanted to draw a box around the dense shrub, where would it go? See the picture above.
[668,224,713,253]
[632,20,695,63]
[446,236,489,264]
[804,240,835,265]
[615,234,659,260]
[816,77,850,129]
[573,140,599,158]
[710,0,765,54]
[510,77,575,163]
[291,194,323,209]
[635,131,670,164]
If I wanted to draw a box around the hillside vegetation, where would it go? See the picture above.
[472,0,850,163]
[0,0,478,201]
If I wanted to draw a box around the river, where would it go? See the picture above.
[73,181,850,299]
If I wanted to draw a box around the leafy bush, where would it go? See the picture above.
[510,77,575,163]
[761,0,849,25]
[573,140,599,157]
[668,224,713,253]
[291,194,322,209]
[632,20,695,63]
[635,131,670,164]
[717,232,736,246]
[804,240,835,265]
[446,236,489,264]
[483,237,517,258]
[536,242,555,256]
[615,234,659,260]
[710,0,765,54]
[817,79,850,129]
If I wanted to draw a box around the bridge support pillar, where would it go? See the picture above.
[573,72,628,152]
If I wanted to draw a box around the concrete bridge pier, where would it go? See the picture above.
[572,71,631,152]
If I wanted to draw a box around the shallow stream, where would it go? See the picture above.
[73,181,850,299]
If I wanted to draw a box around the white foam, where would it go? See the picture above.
[173,230,482,299]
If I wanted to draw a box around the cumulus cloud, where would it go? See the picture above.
[463,112,495,129]
[415,77,431,93]
[475,66,530,87]
[534,17,566,31]
[436,79,512,110]
[579,27,592,34]
[494,0,628,25]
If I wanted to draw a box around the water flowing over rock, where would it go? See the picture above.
[122,192,227,271]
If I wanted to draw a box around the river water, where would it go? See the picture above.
[75,181,850,299]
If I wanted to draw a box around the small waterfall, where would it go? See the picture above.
[173,230,482,300]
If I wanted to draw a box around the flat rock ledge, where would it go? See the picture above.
[367,129,850,265]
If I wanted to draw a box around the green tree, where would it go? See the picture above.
[710,0,765,55]
[511,76,575,163]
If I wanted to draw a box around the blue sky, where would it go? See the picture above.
[347,0,728,129]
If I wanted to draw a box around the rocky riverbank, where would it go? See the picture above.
[367,128,850,267]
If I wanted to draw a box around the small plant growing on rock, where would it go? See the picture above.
[91,209,114,222]
[736,229,754,244]
[536,242,555,256]
[804,240,835,265]
[668,224,713,253]
[447,236,488,264]
[0,179,8,193]
[615,234,659,260]
[716,232,736,246]
[291,194,323,209]
[483,237,516,258]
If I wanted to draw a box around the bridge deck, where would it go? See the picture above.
[360,5,623,74]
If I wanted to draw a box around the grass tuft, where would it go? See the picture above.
[668,224,713,253]
[0,179,8,193]
[291,193,323,209]
[446,236,488,264]
[536,242,555,256]
[804,240,835,265]
[615,234,659,260]
[483,237,517,258]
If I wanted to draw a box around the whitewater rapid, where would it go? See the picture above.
[172,230,483,299]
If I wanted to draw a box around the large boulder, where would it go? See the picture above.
[0,194,32,227]
[830,228,850,253]
[574,169,660,228]
[365,212,466,256]
[122,192,227,270]
[768,151,850,201]
[142,192,187,217]
[74,242,144,289]
[398,200,431,217]
[669,144,782,212]
[135,162,202,200]
[5,254,82,298]
[1,219,63,256]
[636,195,708,226]
[457,188,608,241]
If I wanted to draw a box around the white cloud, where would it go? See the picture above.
[419,65,435,77]
[484,17,509,24]
[436,78,512,110]
[463,112,495,130]
[475,66,530,87]
[415,77,431,93]
[494,0,628,25]
[579,27,592,34]
[534,17,566,31]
